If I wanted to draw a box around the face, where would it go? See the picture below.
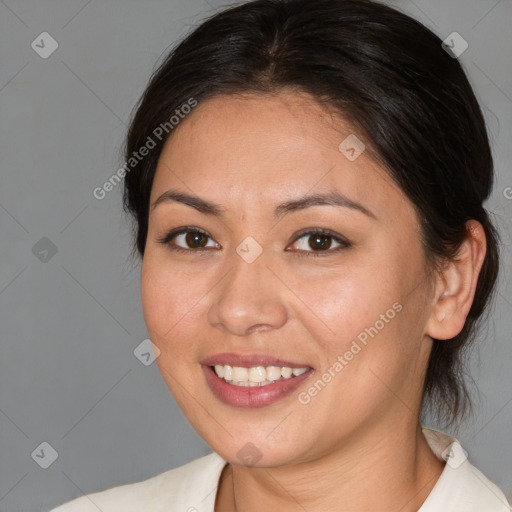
[141,92,437,467]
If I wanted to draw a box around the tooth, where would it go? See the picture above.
[224,365,233,381]
[232,366,249,382]
[266,366,282,381]
[281,367,292,379]
[231,380,258,387]
[215,364,309,385]
[249,366,266,383]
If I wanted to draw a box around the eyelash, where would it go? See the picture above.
[156,226,352,257]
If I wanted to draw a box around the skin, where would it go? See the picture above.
[140,91,487,511]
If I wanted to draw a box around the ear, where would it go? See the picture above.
[425,220,487,340]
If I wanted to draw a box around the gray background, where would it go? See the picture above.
[0,0,511,510]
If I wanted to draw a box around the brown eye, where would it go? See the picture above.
[288,229,351,256]
[185,231,209,248]
[157,227,220,252]
[308,234,332,251]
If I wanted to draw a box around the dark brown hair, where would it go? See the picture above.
[122,0,500,426]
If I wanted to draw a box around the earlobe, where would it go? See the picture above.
[425,220,487,341]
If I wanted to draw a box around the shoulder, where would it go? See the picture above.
[420,428,511,512]
[50,452,227,512]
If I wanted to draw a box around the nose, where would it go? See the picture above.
[207,253,288,337]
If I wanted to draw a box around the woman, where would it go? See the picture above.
[52,0,510,510]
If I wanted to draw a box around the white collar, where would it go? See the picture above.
[419,427,510,511]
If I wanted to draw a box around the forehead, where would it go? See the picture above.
[151,92,414,224]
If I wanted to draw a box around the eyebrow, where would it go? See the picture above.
[151,189,376,220]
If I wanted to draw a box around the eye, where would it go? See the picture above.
[157,226,351,256]
[157,227,220,252]
[287,228,351,256]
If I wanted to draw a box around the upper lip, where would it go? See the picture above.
[202,353,311,368]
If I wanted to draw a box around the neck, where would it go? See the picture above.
[215,420,445,512]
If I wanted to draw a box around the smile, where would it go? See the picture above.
[201,353,314,408]
[213,364,309,386]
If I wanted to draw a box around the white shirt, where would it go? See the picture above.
[51,428,510,511]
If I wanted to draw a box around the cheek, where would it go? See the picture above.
[287,262,399,353]
[141,256,206,402]
[319,259,429,399]
[140,253,205,342]
[140,259,172,339]
[294,254,423,393]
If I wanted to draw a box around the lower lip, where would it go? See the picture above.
[202,365,314,408]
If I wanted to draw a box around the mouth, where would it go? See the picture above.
[211,364,309,386]
[201,353,314,408]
